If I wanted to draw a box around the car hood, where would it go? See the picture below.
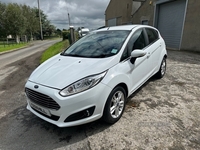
[28,54,117,89]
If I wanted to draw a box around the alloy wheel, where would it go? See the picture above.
[110,91,125,118]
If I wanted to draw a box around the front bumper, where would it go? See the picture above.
[25,81,111,127]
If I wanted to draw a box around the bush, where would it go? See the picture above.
[62,31,72,45]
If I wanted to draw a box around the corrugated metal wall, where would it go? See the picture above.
[156,0,186,49]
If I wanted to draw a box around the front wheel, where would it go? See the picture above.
[103,86,126,124]
[155,57,166,79]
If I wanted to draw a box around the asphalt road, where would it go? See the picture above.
[0,48,200,150]
[0,39,61,69]
[0,39,61,83]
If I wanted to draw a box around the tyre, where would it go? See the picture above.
[155,57,166,79]
[103,86,126,124]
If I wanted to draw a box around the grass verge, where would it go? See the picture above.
[40,40,69,64]
[43,36,60,40]
[0,43,29,53]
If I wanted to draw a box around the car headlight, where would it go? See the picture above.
[59,71,107,97]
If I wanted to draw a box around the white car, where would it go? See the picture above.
[25,25,167,127]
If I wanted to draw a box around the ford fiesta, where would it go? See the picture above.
[25,25,167,127]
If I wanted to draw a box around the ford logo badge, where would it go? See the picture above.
[34,85,39,89]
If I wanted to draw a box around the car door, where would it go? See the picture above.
[118,28,153,94]
[144,28,161,73]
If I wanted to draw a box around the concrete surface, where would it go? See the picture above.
[0,49,200,150]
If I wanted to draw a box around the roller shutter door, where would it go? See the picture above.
[157,0,186,49]
[108,18,117,27]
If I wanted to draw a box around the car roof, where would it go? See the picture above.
[97,25,155,31]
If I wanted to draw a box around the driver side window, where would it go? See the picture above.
[128,29,146,53]
[121,29,147,61]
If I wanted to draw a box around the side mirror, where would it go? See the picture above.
[130,50,146,64]
[131,50,146,58]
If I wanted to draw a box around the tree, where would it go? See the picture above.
[56,29,62,37]
[3,3,26,42]
[46,24,56,36]
[33,8,56,37]
[0,2,7,37]
[22,5,40,40]
[0,2,56,41]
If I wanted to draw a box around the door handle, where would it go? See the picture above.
[147,52,151,58]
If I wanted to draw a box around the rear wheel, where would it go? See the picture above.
[103,86,126,124]
[155,57,166,79]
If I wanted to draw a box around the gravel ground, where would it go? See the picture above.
[0,50,200,150]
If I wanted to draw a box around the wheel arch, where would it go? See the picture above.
[102,82,128,114]
[102,82,128,124]
[113,82,128,98]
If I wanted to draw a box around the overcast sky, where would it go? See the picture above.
[1,0,110,30]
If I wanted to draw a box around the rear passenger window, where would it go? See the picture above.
[146,28,159,44]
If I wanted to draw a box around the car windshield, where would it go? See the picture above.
[62,30,130,58]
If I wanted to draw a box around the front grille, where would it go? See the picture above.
[25,88,60,110]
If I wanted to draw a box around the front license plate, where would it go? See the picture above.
[30,102,51,117]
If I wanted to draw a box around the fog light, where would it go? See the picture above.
[64,106,95,122]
